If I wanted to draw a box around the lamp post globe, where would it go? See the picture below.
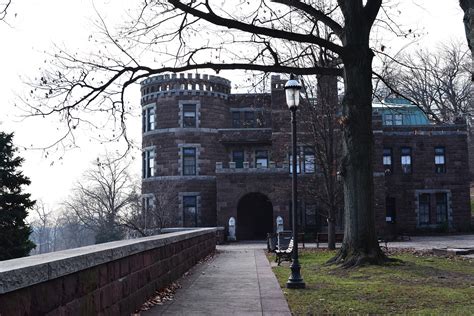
[285,75,305,289]
[284,76,302,109]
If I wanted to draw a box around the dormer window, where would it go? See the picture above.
[394,114,403,125]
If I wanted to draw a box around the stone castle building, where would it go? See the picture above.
[140,73,471,240]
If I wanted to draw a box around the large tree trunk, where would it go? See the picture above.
[460,0,473,58]
[328,10,388,266]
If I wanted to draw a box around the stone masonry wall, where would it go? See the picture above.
[380,125,471,232]
[142,179,217,226]
[0,229,216,316]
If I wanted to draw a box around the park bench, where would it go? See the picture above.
[315,232,344,248]
[275,238,294,265]
[267,231,294,265]
[267,231,305,251]
[377,236,389,251]
[267,233,278,252]
[378,233,411,251]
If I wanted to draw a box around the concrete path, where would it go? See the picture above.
[144,245,291,315]
[382,234,474,250]
[143,235,474,315]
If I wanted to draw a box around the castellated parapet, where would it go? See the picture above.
[140,73,231,105]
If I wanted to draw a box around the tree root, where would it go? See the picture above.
[326,244,402,268]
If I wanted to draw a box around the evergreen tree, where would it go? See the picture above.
[0,132,36,260]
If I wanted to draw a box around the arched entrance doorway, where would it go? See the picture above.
[237,192,273,240]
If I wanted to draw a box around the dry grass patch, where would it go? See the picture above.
[269,249,474,315]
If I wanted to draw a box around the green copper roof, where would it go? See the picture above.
[372,99,429,126]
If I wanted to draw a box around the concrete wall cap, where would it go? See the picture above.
[0,228,216,294]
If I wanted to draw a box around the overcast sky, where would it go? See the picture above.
[0,1,467,212]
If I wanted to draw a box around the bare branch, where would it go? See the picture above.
[0,0,11,21]
[271,0,343,38]
[168,0,343,54]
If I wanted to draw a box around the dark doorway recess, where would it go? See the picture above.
[237,192,273,240]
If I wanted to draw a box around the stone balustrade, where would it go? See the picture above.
[0,228,217,315]
[215,161,288,174]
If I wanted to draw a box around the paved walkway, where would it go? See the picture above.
[143,235,474,315]
[144,245,291,315]
[382,234,474,250]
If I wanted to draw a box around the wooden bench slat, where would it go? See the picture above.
[275,238,293,265]
[316,232,344,248]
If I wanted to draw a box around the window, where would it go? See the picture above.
[142,149,155,178]
[142,196,154,226]
[244,111,255,128]
[289,201,304,227]
[385,197,396,223]
[183,147,196,175]
[435,193,448,224]
[418,193,430,225]
[143,196,154,213]
[383,148,393,174]
[256,110,265,127]
[401,147,412,174]
[255,150,268,168]
[232,111,241,128]
[303,147,315,173]
[183,104,197,127]
[305,204,317,226]
[232,150,244,168]
[183,196,197,227]
[142,106,155,132]
[394,114,403,125]
[384,114,393,125]
[435,147,446,173]
[289,153,301,174]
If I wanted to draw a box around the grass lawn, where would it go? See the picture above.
[270,250,474,315]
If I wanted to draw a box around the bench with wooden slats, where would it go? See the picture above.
[275,238,293,265]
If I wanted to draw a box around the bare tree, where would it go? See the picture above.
[54,210,95,250]
[300,75,343,250]
[64,153,139,243]
[28,0,406,266]
[123,180,179,237]
[0,0,11,21]
[375,43,472,124]
[29,201,58,254]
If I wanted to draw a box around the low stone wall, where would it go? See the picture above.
[161,226,225,244]
[0,228,216,315]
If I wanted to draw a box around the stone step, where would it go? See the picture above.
[433,247,474,256]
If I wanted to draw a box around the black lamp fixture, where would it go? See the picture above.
[285,74,305,289]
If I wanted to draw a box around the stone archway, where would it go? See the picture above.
[237,192,273,240]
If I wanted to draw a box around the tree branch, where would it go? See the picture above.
[168,0,343,55]
[364,0,382,26]
[271,0,343,38]
[0,0,11,21]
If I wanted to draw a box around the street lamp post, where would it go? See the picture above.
[285,74,305,289]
